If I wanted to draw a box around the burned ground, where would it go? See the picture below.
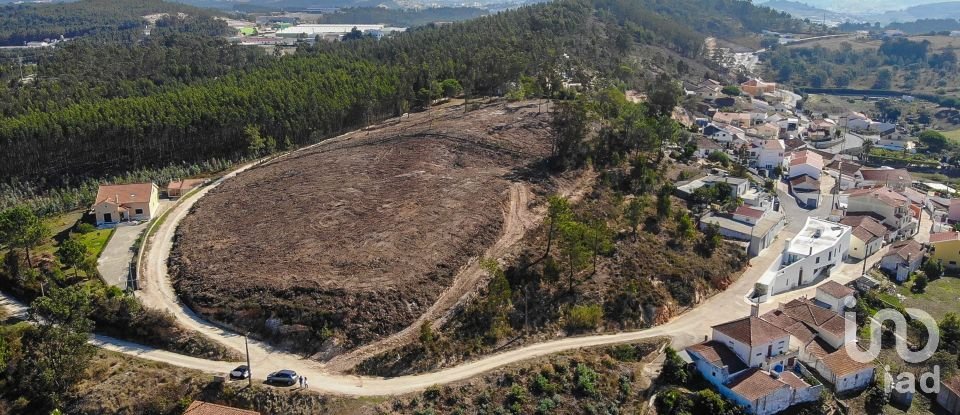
[170,101,554,353]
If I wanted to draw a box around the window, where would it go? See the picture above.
[816,257,820,264]
[135,208,144,215]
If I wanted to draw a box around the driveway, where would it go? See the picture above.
[97,200,174,289]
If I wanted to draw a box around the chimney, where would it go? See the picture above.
[750,302,760,317]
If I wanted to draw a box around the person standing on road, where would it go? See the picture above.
[298,375,304,388]
[303,376,308,389]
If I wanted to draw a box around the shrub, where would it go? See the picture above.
[536,398,556,414]
[530,373,557,395]
[659,347,690,385]
[566,304,603,331]
[75,222,96,234]
[507,383,527,405]
[575,363,599,397]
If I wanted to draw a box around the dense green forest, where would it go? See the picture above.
[0,0,800,207]
[0,15,253,118]
[0,0,221,46]
[314,7,489,27]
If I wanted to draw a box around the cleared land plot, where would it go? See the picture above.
[898,275,960,320]
[171,101,554,352]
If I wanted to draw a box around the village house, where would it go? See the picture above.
[825,159,861,191]
[676,175,750,199]
[165,178,206,199]
[929,231,960,269]
[846,186,916,240]
[695,136,723,159]
[685,79,723,100]
[92,183,160,226]
[741,78,777,97]
[948,199,960,223]
[700,207,786,257]
[814,281,855,314]
[751,139,788,170]
[855,167,912,191]
[815,347,875,393]
[839,215,888,260]
[713,111,753,128]
[879,240,925,282]
[755,218,851,299]
[787,150,824,181]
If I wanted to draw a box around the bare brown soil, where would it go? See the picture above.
[170,101,555,353]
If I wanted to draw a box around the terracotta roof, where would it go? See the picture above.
[821,347,874,378]
[94,183,156,206]
[166,178,205,192]
[930,231,960,244]
[697,136,722,150]
[789,175,819,187]
[713,316,789,347]
[779,298,850,338]
[760,139,785,150]
[805,337,835,360]
[184,401,260,415]
[778,371,811,390]
[884,240,924,262]
[687,341,748,374]
[789,150,824,169]
[859,168,912,184]
[817,281,855,300]
[843,213,896,232]
[839,215,887,241]
[734,206,765,219]
[898,187,927,205]
[728,368,790,401]
[846,186,909,208]
[826,159,862,176]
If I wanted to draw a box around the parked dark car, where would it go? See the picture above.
[266,369,298,386]
[229,365,249,380]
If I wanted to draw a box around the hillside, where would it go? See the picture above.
[171,101,555,353]
[0,0,222,45]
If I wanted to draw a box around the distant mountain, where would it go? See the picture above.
[759,0,948,13]
[760,0,858,24]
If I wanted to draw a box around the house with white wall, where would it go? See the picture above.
[92,183,160,226]
[751,139,788,170]
[879,240,924,282]
[846,186,916,240]
[814,281,855,314]
[755,218,851,299]
[787,150,823,181]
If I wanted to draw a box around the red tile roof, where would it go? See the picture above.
[184,401,260,415]
[884,239,924,262]
[846,186,909,208]
[840,215,887,241]
[778,371,811,390]
[734,206,765,219]
[821,347,874,377]
[713,316,789,347]
[687,341,748,374]
[779,298,850,338]
[94,183,156,206]
[817,281,855,300]
[859,168,912,184]
[728,368,790,401]
[930,231,960,244]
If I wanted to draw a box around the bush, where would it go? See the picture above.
[566,304,603,331]
[536,398,556,414]
[75,222,96,234]
[575,363,599,397]
[530,373,557,395]
[659,347,690,385]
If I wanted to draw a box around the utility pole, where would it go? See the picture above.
[244,334,252,387]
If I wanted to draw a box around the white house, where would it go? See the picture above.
[755,218,851,299]
[879,240,925,282]
[92,183,160,226]
[700,208,786,257]
[814,281,855,314]
[695,136,723,159]
[788,150,824,181]
[815,347,875,393]
[752,139,787,170]
[712,310,793,370]
[839,215,887,260]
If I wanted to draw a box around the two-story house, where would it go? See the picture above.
[846,186,916,240]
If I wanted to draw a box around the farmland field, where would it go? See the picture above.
[170,101,556,353]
